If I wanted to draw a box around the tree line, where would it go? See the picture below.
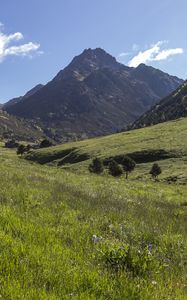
[89,156,162,180]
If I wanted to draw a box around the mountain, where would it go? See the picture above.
[0,109,44,142]
[4,48,183,141]
[3,84,44,109]
[131,81,187,129]
[130,63,182,98]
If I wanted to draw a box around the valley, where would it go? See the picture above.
[0,129,186,298]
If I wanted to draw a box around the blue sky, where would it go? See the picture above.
[0,0,187,102]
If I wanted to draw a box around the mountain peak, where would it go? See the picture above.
[55,48,122,81]
[70,47,119,70]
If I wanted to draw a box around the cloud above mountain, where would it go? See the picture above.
[127,41,184,67]
[0,23,41,63]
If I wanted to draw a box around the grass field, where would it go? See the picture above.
[26,118,187,184]
[0,118,187,299]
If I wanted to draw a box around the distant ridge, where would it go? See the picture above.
[3,84,44,109]
[131,81,187,129]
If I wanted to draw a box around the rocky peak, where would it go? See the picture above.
[54,48,124,81]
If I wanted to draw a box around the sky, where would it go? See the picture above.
[0,0,187,102]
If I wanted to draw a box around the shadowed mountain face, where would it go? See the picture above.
[131,81,187,129]
[3,84,44,109]
[4,48,183,141]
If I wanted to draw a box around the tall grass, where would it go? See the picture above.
[0,145,186,299]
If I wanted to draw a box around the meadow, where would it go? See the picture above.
[26,118,187,184]
[0,118,187,299]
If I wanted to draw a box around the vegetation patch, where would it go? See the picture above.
[103,149,177,165]
[26,147,81,164]
[24,118,187,183]
[57,150,90,166]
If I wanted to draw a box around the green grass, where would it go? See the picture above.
[0,137,186,299]
[26,117,187,183]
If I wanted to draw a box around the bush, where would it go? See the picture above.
[5,140,19,149]
[108,160,123,177]
[26,144,31,152]
[101,244,157,276]
[89,158,104,174]
[122,156,136,179]
[150,163,162,179]
[40,139,53,148]
[17,144,26,155]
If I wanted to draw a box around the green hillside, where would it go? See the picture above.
[0,140,186,299]
[26,117,187,183]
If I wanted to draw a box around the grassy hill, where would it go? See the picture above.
[0,139,186,299]
[26,117,187,184]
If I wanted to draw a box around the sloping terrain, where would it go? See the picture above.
[131,81,187,129]
[0,141,186,299]
[0,109,44,142]
[26,117,187,183]
[4,48,183,141]
[3,84,44,109]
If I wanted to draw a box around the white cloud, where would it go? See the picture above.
[154,48,184,61]
[118,52,131,58]
[128,41,184,67]
[4,42,40,56]
[0,24,41,63]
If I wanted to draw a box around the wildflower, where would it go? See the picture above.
[92,234,103,244]
[148,244,153,251]
[152,281,157,285]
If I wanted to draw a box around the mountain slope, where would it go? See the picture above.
[3,84,44,109]
[130,63,182,98]
[131,81,187,129]
[0,109,44,141]
[5,48,183,140]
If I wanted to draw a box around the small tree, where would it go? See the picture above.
[150,163,162,179]
[40,139,53,148]
[108,160,123,177]
[17,144,26,156]
[89,158,104,174]
[26,144,31,152]
[122,156,136,179]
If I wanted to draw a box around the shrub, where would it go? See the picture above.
[108,160,123,177]
[150,163,162,179]
[26,144,31,152]
[89,158,104,174]
[40,139,53,148]
[5,140,19,149]
[101,244,157,276]
[122,156,136,179]
[17,144,26,155]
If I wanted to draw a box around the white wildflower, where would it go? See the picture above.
[92,234,103,244]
